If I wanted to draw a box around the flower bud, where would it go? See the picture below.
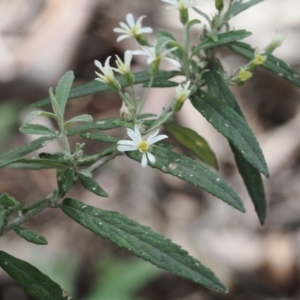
[215,0,224,11]
[119,102,133,122]
[179,8,189,25]
[172,81,192,112]
[250,50,267,67]
[237,68,253,84]
[265,32,285,54]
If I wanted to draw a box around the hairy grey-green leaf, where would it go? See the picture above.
[227,0,263,18]
[127,147,245,212]
[0,136,56,168]
[81,132,118,143]
[191,91,269,177]
[31,70,181,108]
[67,118,120,136]
[11,225,48,245]
[192,30,251,55]
[64,114,93,126]
[20,124,58,137]
[55,71,74,116]
[60,198,227,293]
[0,251,74,300]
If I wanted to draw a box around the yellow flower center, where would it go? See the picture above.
[138,140,149,153]
[130,26,139,38]
[252,53,267,66]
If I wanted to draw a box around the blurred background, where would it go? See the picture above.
[1,0,300,299]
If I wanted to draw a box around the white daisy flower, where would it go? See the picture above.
[132,46,181,68]
[94,57,120,91]
[162,0,198,10]
[175,80,192,102]
[117,125,168,168]
[113,13,153,42]
[172,81,192,112]
[114,50,132,75]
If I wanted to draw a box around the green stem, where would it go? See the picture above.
[87,152,120,173]
[138,74,154,113]
[0,196,53,236]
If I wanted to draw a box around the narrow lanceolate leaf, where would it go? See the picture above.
[20,124,58,137]
[55,71,74,116]
[205,68,267,224]
[0,251,74,300]
[227,0,263,18]
[192,30,251,55]
[0,193,21,209]
[31,70,181,108]
[127,147,245,212]
[231,146,266,224]
[24,111,57,125]
[67,118,120,136]
[11,225,48,245]
[227,41,300,88]
[191,91,269,177]
[164,123,218,169]
[78,174,108,197]
[64,114,93,126]
[81,132,118,143]
[0,136,56,168]
[60,198,227,293]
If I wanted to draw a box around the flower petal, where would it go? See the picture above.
[148,134,168,144]
[117,140,136,146]
[126,13,135,28]
[146,152,156,164]
[163,57,181,67]
[113,28,127,33]
[141,153,148,168]
[116,35,130,42]
[139,27,153,34]
[117,145,138,152]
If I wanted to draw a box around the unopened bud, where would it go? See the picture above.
[265,32,285,54]
[215,0,224,11]
[237,68,253,84]
[119,102,133,122]
[251,50,267,67]
[179,8,189,25]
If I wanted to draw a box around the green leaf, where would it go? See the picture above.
[11,225,48,245]
[143,79,178,88]
[191,90,269,177]
[227,0,263,18]
[20,124,58,137]
[64,114,93,126]
[231,145,266,224]
[0,251,74,300]
[0,136,56,168]
[31,70,181,108]
[67,118,120,136]
[0,209,8,229]
[127,147,245,212]
[60,198,227,293]
[81,132,118,143]
[204,68,267,224]
[24,111,57,124]
[61,168,75,193]
[55,71,74,116]
[227,41,300,88]
[0,193,21,209]
[164,123,218,169]
[192,30,252,56]
[78,174,108,197]
[157,30,184,61]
